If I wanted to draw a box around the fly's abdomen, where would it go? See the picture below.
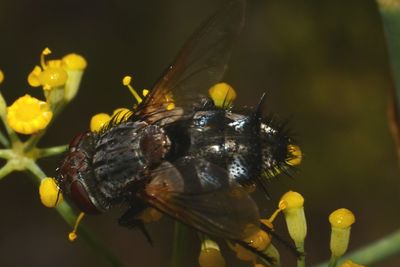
[187,110,263,186]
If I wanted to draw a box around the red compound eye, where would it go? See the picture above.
[70,180,100,214]
[69,132,89,150]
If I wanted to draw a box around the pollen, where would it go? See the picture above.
[208,82,237,108]
[90,113,111,132]
[39,177,63,208]
[7,94,53,134]
[62,53,87,70]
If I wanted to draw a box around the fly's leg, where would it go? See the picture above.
[119,204,153,245]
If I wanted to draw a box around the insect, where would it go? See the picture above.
[56,0,301,263]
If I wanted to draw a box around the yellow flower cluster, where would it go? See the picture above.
[4,48,86,135]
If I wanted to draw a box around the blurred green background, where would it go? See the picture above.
[0,0,399,266]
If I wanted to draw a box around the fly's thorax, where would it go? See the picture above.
[92,121,171,206]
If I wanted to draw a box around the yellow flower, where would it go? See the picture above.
[39,177,63,208]
[286,144,302,166]
[0,69,4,84]
[90,113,111,133]
[329,208,355,258]
[279,191,307,244]
[28,48,68,90]
[208,82,237,108]
[198,239,225,267]
[62,53,87,71]
[7,94,53,134]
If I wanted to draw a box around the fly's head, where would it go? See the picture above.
[56,131,103,214]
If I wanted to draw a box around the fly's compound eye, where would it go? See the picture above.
[70,180,100,214]
[69,131,90,151]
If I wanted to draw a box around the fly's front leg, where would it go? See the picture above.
[119,202,153,245]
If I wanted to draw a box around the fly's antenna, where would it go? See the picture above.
[68,212,85,241]
[122,75,149,105]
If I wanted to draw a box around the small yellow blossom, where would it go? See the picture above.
[279,191,307,244]
[27,66,42,87]
[7,94,53,134]
[198,239,225,267]
[0,69,4,84]
[243,229,271,251]
[329,208,356,228]
[112,108,131,124]
[39,177,63,208]
[62,53,87,70]
[39,67,68,90]
[208,82,237,108]
[329,208,355,258]
[286,144,302,166]
[90,113,111,132]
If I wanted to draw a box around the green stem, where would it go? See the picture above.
[327,255,338,267]
[0,149,13,159]
[296,241,306,267]
[171,222,188,267]
[37,145,68,158]
[0,92,20,144]
[377,1,400,116]
[0,161,14,179]
[313,229,400,267]
[26,162,125,267]
[0,131,9,147]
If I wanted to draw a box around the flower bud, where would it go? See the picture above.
[90,113,111,133]
[280,191,307,244]
[208,82,236,108]
[39,177,63,208]
[198,239,225,267]
[329,208,355,258]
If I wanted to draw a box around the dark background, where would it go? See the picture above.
[0,0,399,266]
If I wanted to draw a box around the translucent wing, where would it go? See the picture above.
[141,157,260,240]
[135,0,245,117]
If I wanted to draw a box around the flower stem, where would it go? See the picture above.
[0,161,14,179]
[296,241,306,267]
[0,131,9,147]
[171,222,188,267]
[327,255,338,267]
[37,145,68,158]
[376,1,400,115]
[26,161,126,267]
[313,229,400,267]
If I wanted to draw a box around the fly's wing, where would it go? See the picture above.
[141,157,260,240]
[134,0,246,121]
